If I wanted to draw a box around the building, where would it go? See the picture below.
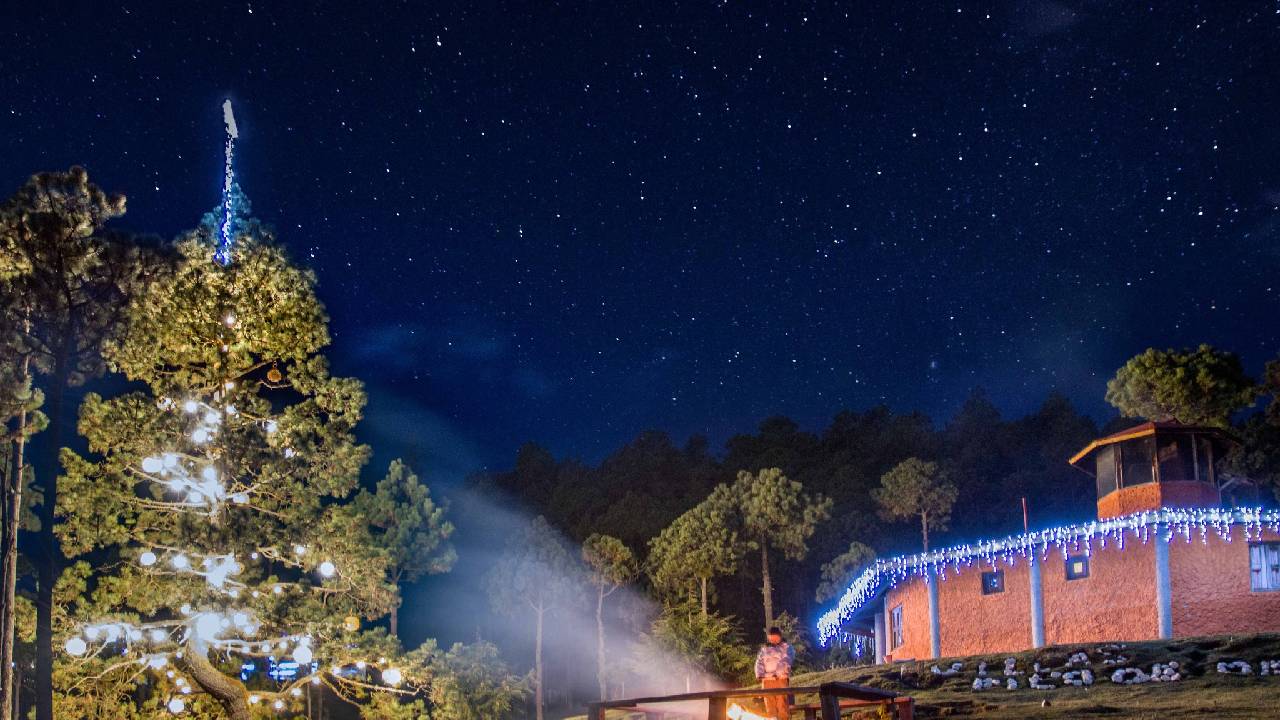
[815,422,1280,662]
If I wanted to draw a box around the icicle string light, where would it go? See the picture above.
[815,506,1280,645]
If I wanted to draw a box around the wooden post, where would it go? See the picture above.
[894,697,914,720]
[707,697,727,720]
[819,694,841,720]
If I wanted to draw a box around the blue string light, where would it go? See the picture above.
[214,99,239,266]
[815,506,1280,646]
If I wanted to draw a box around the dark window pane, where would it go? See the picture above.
[981,570,1004,595]
[1120,437,1156,487]
[1157,434,1196,483]
[1096,445,1118,498]
[1196,435,1215,486]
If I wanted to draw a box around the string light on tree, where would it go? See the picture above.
[54,100,426,717]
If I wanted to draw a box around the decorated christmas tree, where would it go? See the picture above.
[52,106,428,718]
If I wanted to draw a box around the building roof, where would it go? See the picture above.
[1067,421,1235,469]
[814,506,1280,646]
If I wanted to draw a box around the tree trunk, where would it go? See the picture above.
[700,576,708,618]
[595,586,607,701]
[760,544,773,629]
[1,352,30,720]
[534,606,544,720]
[178,640,251,720]
[33,357,67,720]
[390,603,399,639]
[921,510,929,552]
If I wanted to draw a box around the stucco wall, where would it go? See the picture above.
[932,561,1032,656]
[883,572,931,661]
[1041,540,1157,645]
[1171,528,1280,636]
[873,527,1280,662]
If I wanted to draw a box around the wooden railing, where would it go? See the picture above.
[587,682,913,720]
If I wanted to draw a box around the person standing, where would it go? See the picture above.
[754,626,794,718]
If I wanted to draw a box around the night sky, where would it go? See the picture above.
[5,2,1279,478]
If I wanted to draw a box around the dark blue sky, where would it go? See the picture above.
[5,2,1279,479]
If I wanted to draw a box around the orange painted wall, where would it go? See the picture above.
[1170,529,1280,636]
[1097,482,1220,519]
[875,528,1280,661]
[883,572,931,661]
[1041,541,1157,644]
[935,561,1032,657]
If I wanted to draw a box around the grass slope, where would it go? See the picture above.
[791,633,1280,719]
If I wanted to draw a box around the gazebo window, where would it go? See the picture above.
[1156,434,1196,483]
[1119,437,1156,487]
[1250,543,1280,591]
[1095,445,1118,497]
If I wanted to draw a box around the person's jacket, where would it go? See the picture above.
[754,641,794,679]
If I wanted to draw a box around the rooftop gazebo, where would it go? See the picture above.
[1069,421,1235,519]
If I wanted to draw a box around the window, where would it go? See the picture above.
[1065,555,1090,581]
[981,570,1005,595]
[1120,437,1156,487]
[1095,445,1118,498]
[1251,543,1280,591]
[890,605,904,649]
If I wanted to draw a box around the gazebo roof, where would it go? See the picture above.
[1067,421,1235,470]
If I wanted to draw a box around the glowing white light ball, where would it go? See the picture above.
[194,614,222,642]
[139,551,158,567]
[382,667,403,686]
[171,555,189,570]
[148,655,168,669]
[141,457,164,473]
[201,466,218,482]
[318,561,336,578]
[167,698,185,714]
[293,645,313,664]
[183,400,199,413]
[64,637,88,656]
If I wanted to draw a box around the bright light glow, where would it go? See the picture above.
[248,695,260,704]
[273,700,284,710]
[293,645,313,664]
[203,411,220,425]
[318,561,336,578]
[231,492,249,504]
[293,544,306,556]
[171,555,189,570]
[150,628,168,643]
[191,428,209,444]
[64,637,87,656]
[194,614,222,642]
[163,453,180,468]
[727,704,772,720]
[265,420,278,434]
[141,457,164,473]
[167,698,185,714]
[232,612,250,627]
[183,400,199,413]
[201,466,218,482]
[381,667,402,686]
[149,655,168,669]
[139,551,158,567]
